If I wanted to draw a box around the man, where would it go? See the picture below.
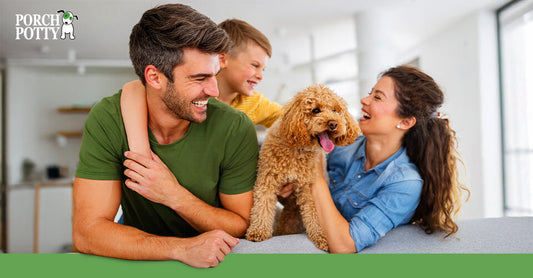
[73,4,258,268]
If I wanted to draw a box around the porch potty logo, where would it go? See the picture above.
[15,10,79,40]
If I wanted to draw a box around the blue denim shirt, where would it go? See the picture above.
[327,136,422,252]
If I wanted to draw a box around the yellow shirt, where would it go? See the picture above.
[230,91,282,128]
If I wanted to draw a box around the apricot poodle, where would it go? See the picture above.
[245,84,360,251]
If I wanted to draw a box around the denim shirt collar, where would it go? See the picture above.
[354,137,407,176]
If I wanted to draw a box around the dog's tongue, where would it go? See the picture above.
[318,132,334,153]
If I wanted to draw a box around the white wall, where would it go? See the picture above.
[5,65,136,252]
[410,10,502,219]
[6,65,136,184]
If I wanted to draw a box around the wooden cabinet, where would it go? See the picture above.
[8,181,73,253]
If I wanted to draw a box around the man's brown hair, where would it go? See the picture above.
[129,4,231,84]
[219,19,272,57]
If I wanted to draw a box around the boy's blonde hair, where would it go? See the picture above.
[219,19,272,58]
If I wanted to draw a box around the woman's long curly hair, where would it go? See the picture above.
[381,65,470,237]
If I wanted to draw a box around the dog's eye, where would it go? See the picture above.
[332,109,337,113]
[312,108,321,114]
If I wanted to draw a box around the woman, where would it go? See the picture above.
[310,65,469,253]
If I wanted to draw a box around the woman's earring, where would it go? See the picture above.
[396,124,401,129]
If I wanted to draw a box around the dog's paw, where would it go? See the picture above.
[315,239,329,252]
[245,228,272,242]
[310,235,329,252]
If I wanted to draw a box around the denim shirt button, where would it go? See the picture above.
[332,179,336,183]
[353,202,358,206]
[357,175,361,178]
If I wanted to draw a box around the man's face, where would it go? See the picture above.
[162,48,220,123]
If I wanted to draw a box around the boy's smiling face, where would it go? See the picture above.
[219,41,269,96]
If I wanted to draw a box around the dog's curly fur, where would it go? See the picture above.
[245,84,360,251]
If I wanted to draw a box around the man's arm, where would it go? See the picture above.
[123,151,252,237]
[72,177,239,267]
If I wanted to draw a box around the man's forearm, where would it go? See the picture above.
[74,217,239,267]
[168,187,249,237]
[73,176,239,267]
[74,217,184,260]
[73,178,180,260]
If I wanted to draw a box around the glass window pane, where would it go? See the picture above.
[315,52,357,84]
[312,18,356,59]
[325,80,359,118]
[286,34,312,66]
[499,0,533,216]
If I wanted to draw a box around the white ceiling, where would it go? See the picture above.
[0,0,508,61]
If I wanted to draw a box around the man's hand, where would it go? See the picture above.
[123,151,182,207]
[178,230,239,268]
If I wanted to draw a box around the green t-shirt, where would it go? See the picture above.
[76,91,258,237]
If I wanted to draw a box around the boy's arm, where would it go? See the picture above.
[121,80,152,158]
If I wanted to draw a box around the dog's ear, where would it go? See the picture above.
[279,92,313,147]
[334,99,360,146]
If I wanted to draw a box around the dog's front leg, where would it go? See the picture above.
[245,176,279,242]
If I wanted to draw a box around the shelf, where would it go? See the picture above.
[55,106,90,143]
[57,106,92,113]
[57,131,83,137]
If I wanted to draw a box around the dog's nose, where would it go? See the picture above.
[328,120,338,131]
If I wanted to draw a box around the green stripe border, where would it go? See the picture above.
[1,253,531,277]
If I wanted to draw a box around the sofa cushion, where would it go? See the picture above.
[232,217,533,253]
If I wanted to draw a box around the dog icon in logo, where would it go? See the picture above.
[57,10,78,40]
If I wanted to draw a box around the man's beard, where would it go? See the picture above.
[162,81,207,124]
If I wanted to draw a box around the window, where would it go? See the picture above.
[0,68,5,251]
[281,18,359,116]
[498,0,533,216]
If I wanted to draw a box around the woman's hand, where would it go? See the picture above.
[279,155,326,199]
[278,184,294,198]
